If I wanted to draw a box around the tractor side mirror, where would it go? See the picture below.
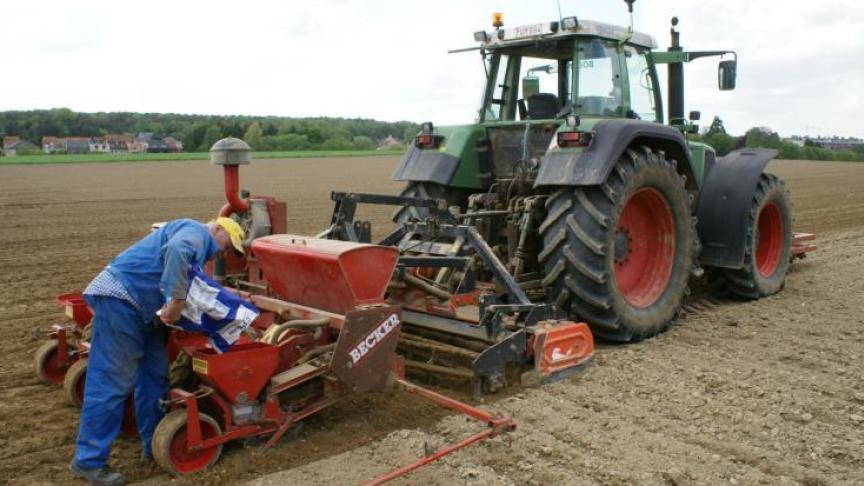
[718,60,737,91]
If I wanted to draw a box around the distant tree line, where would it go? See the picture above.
[0,108,420,152]
[690,116,864,162]
[5,109,860,161]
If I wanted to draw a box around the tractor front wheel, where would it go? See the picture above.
[719,173,793,298]
[152,409,223,476]
[540,146,697,341]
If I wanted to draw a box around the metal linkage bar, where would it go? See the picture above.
[361,378,515,486]
[403,221,532,305]
[324,191,451,242]
[330,191,444,209]
[792,232,817,258]
[403,310,492,342]
[398,256,468,268]
[379,226,408,247]
[402,273,452,300]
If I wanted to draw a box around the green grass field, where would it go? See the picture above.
[0,149,405,165]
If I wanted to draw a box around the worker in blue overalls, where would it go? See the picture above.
[70,217,245,486]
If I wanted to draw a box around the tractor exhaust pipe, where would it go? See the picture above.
[210,137,252,215]
[221,165,249,214]
[667,16,684,124]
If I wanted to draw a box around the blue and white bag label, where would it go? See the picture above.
[172,266,260,352]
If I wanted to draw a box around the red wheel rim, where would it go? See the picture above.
[169,418,220,473]
[755,202,784,277]
[41,346,68,384]
[121,395,138,437]
[614,188,676,308]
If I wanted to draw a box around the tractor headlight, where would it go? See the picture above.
[474,31,489,42]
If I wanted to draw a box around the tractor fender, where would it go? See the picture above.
[695,148,778,269]
[392,124,489,189]
[534,119,696,189]
[392,144,460,185]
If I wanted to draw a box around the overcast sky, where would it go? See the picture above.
[2,0,862,137]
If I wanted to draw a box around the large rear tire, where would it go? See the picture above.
[718,173,792,298]
[392,182,469,223]
[539,147,697,342]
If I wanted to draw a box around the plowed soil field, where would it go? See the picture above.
[1,158,862,485]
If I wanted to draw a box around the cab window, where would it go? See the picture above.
[484,53,570,121]
[517,57,569,120]
[624,46,657,122]
[485,54,511,121]
[576,39,623,117]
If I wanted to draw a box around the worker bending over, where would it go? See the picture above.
[70,217,245,486]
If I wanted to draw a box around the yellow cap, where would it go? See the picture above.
[215,217,245,254]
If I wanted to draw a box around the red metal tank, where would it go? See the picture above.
[251,235,399,315]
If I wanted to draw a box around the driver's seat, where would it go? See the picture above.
[526,93,559,120]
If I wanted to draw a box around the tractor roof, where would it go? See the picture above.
[461,18,657,53]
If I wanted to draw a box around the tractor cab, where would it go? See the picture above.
[459,18,662,180]
[477,19,660,124]
[397,14,738,189]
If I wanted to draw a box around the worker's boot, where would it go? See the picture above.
[69,462,125,486]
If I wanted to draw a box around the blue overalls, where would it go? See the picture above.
[74,219,219,470]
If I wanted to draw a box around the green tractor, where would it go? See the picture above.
[390,10,794,342]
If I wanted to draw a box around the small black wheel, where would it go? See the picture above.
[34,340,70,385]
[719,173,793,298]
[81,323,93,342]
[63,358,88,408]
